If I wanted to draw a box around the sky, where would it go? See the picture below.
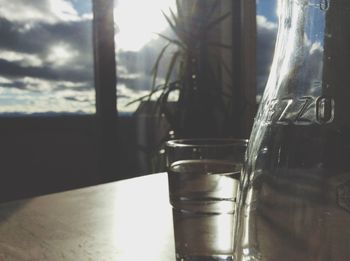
[256,0,278,96]
[0,0,95,114]
[257,0,278,22]
[0,0,279,115]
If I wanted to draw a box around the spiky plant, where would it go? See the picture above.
[131,0,234,138]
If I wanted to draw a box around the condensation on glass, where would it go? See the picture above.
[235,0,350,260]
[0,0,95,115]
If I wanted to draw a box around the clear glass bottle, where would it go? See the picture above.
[235,0,350,260]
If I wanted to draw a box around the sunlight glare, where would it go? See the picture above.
[48,44,77,66]
[114,0,175,51]
[49,0,79,22]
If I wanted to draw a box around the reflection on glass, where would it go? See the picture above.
[172,209,235,260]
[256,0,278,102]
[0,0,95,115]
[256,0,326,101]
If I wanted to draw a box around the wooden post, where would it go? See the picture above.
[92,0,118,180]
[232,0,257,138]
[241,0,257,137]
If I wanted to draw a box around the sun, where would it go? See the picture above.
[114,0,175,52]
[47,44,77,66]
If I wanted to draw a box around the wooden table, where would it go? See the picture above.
[0,173,176,260]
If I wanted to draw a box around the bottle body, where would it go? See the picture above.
[235,0,350,260]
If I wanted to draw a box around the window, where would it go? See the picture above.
[0,0,270,116]
[114,0,177,115]
[0,0,95,115]
[0,0,264,202]
[113,0,237,170]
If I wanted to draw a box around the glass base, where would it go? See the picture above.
[176,253,234,261]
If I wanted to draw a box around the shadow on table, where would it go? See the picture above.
[0,200,28,223]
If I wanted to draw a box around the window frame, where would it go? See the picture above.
[0,0,257,201]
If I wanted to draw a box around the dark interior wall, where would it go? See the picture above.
[0,115,142,202]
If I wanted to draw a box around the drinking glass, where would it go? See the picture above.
[165,139,248,261]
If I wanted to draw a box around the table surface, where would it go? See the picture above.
[0,173,176,261]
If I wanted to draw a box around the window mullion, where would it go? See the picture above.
[92,0,119,179]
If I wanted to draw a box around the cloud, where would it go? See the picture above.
[257,15,277,31]
[309,41,323,55]
[0,0,81,25]
[0,85,95,114]
[0,7,94,86]
[0,0,178,113]
[0,17,92,58]
[0,0,95,113]
[299,41,324,96]
[0,50,43,67]
[46,43,79,67]
[0,2,312,114]
[256,15,326,99]
[0,58,93,83]
[0,73,92,92]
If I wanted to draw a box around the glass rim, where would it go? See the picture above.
[165,138,248,148]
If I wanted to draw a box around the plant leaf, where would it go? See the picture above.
[125,84,166,106]
[158,81,181,128]
[169,8,178,27]
[162,11,183,41]
[176,0,182,19]
[164,50,181,88]
[163,8,190,44]
[175,0,189,42]
[150,43,171,90]
[162,10,175,28]
[156,33,186,49]
[154,81,178,121]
